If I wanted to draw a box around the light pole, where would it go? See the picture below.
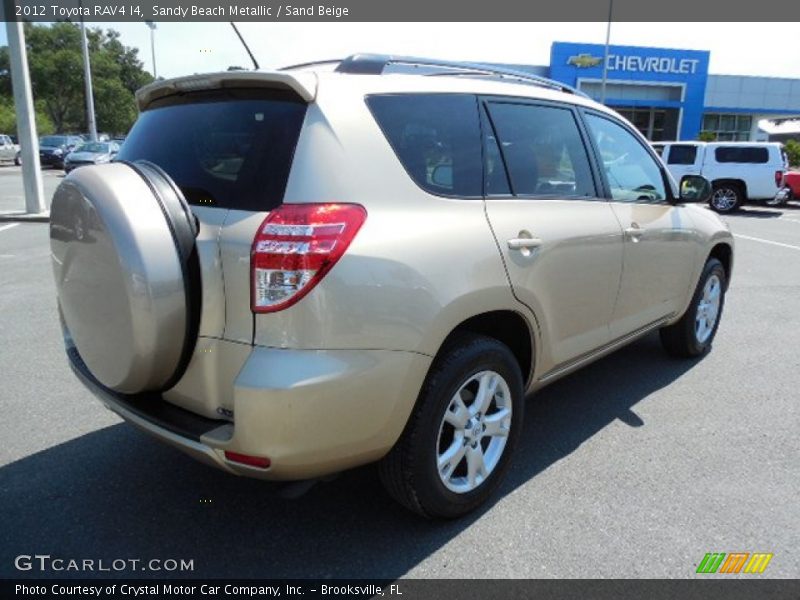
[4,20,46,214]
[78,2,97,141]
[146,21,157,79]
[600,0,614,105]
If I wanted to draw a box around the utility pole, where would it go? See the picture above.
[79,3,98,141]
[600,0,614,105]
[146,21,157,78]
[4,20,46,214]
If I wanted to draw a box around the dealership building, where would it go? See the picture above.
[519,42,800,142]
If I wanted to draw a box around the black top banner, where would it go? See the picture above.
[3,0,800,22]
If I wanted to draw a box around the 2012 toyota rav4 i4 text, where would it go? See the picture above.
[50,55,734,518]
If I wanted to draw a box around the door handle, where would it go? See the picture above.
[624,223,643,242]
[507,237,543,250]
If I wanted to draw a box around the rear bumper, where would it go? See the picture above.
[39,154,63,167]
[69,344,431,480]
[69,347,239,475]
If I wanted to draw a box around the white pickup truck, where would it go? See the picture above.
[652,141,787,213]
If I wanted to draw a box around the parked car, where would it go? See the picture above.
[64,141,120,173]
[652,141,787,213]
[782,170,800,200]
[50,56,733,518]
[0,133,21,165]
[39,135,83,169]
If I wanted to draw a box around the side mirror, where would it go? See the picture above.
[679,175,712,203]
[431,164,453,188]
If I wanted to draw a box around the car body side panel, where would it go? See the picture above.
[665,204,734,323]
[254,84,528,359]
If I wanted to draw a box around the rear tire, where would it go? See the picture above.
[379,334,524,518]
[660,258,726,358]
[709,183,744,213]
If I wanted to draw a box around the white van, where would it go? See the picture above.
[652,141,787,213]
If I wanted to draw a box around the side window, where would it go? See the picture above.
[667,144,698,165]
[486,102,595,198]
[585,113,667,203]
[714,146,769,164]
[367,94,482,197]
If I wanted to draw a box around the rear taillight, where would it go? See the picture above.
[251,203,367,313]
[776,170,785,187]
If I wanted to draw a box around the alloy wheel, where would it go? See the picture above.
[436,370,512,494]
[695,274,722,343]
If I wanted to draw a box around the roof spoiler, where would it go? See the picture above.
[135,71,318,110]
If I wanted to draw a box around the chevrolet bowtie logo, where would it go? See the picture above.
[567,53,603,68]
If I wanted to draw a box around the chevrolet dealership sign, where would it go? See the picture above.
[567,53,700,74]
[607,54,700,74]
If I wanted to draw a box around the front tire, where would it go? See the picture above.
[709,183,744,213]
[660,258,727,358]
[379,334,524,518]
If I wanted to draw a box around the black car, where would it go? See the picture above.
[39,135,83,169]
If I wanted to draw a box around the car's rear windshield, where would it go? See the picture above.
[117,89,307,211]
[41,136,66,146]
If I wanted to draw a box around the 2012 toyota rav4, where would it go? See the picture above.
[50,55,734,518]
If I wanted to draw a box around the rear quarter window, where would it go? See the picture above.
[714,146,769,164]
[117,89,307,211]
[366,94,483,198]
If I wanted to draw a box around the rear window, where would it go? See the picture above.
[366,94,482,197]
[117,90,307,211]
[667,145,698,165]
[714,146,769,164]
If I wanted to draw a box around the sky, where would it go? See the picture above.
[3,22,800,80]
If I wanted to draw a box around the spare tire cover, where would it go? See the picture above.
[50,161,199,394]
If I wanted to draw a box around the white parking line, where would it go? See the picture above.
[734,234,800,251]
[0,223,20,233]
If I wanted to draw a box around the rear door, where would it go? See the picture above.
[117,88,308,344]
[115,88,308,416]
[582,111,697,338]
[481,98,624,374]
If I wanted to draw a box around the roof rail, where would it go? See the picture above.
[278,58,344,72]
[332,53,587,97]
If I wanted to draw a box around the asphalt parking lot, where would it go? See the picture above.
[1,167,799,580]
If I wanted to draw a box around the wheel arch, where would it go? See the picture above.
[712,178,748,198]
[434,310,535,388]
[708,242,733,289]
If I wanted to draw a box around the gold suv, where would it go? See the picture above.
[50,55,733,518]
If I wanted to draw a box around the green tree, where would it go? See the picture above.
[0,95,56,136]
[0,22,153,135]
[785,139,800,167]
